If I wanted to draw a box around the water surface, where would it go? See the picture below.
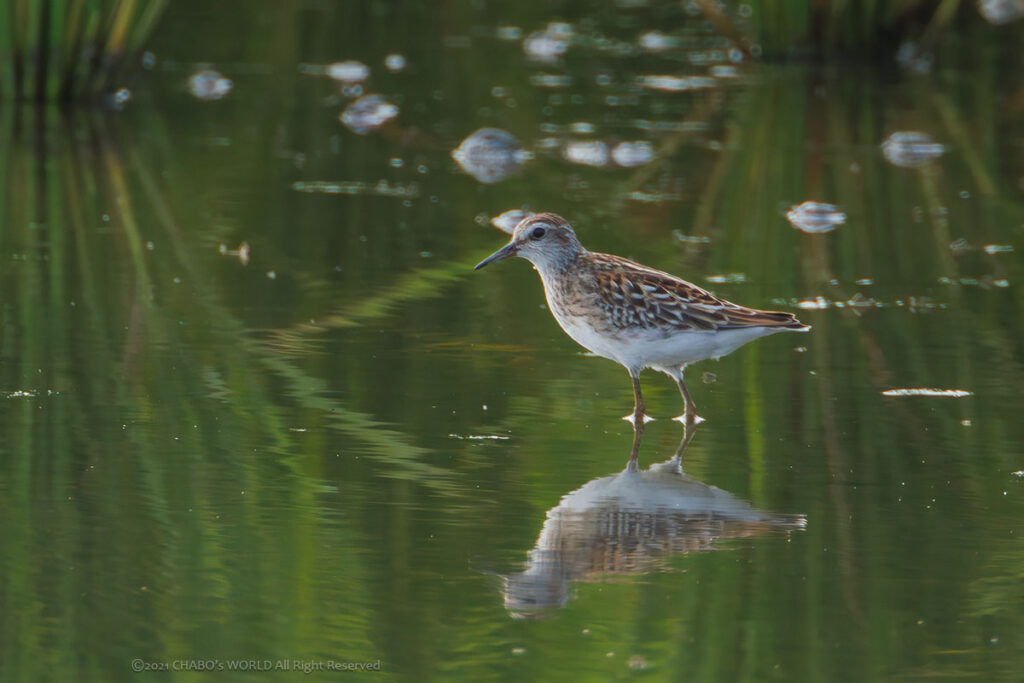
[1,2,1023,681]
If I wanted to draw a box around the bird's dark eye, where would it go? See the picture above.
[530,227,546,240]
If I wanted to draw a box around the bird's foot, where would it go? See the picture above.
[623,410,655,427]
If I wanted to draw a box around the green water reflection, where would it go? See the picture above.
[1,2,1024,681]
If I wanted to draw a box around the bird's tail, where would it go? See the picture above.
[726,308,811,331]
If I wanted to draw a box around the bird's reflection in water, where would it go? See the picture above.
[503,422,806,616]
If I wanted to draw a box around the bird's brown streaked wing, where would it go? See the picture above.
[588,256,805,332]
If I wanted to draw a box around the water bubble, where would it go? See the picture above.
[491,209,536,234]
[141,51,156,69]
[672,231,711,243]
[978,0,1024,25]
[529,73,572,88]
[896,42,933,74]
[636,74,718,92]
[562,140,610,167]
[451,128,531,184]
[326,60,370,83]
[546,22,574,39]
[706,273,747,284]
[496,25,522,40]
[524,30,569,62]
[628,655,648,671]
[110,87,132,109]
[611,141,654,168]
[384,54,406,72]
[638,30,680,53]
[881,132,946,168]
[949,237,970,254]
[188,69,232,100]
[292,180,419,198]
[219,242,250,266]
[340,95,399,134]
[786,201,846,233]
[710,65,739,78]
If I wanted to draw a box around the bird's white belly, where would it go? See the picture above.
[555,314,784,371]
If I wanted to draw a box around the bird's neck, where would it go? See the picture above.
[532,246,585,282]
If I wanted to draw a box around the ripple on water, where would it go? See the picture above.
[291,180,418,197]
[881,388,974,397]
[788,294,947,311]
[636,74,719,91]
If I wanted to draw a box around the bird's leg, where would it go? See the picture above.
[672,365,703,424]
[623,369,652,425]
[667,417,699,471]
[626,412,645,472]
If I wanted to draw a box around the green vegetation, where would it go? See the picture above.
[701,0,1017,59]
[1,0,168,102]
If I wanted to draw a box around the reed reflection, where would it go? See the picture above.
[503,422,806,616]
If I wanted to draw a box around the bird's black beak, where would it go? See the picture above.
[474,242,518,271]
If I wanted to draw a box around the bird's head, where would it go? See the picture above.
[474,213,583,273]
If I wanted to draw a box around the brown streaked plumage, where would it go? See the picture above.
[475,213,809,422]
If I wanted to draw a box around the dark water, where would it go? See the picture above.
[2,2,1024,681]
